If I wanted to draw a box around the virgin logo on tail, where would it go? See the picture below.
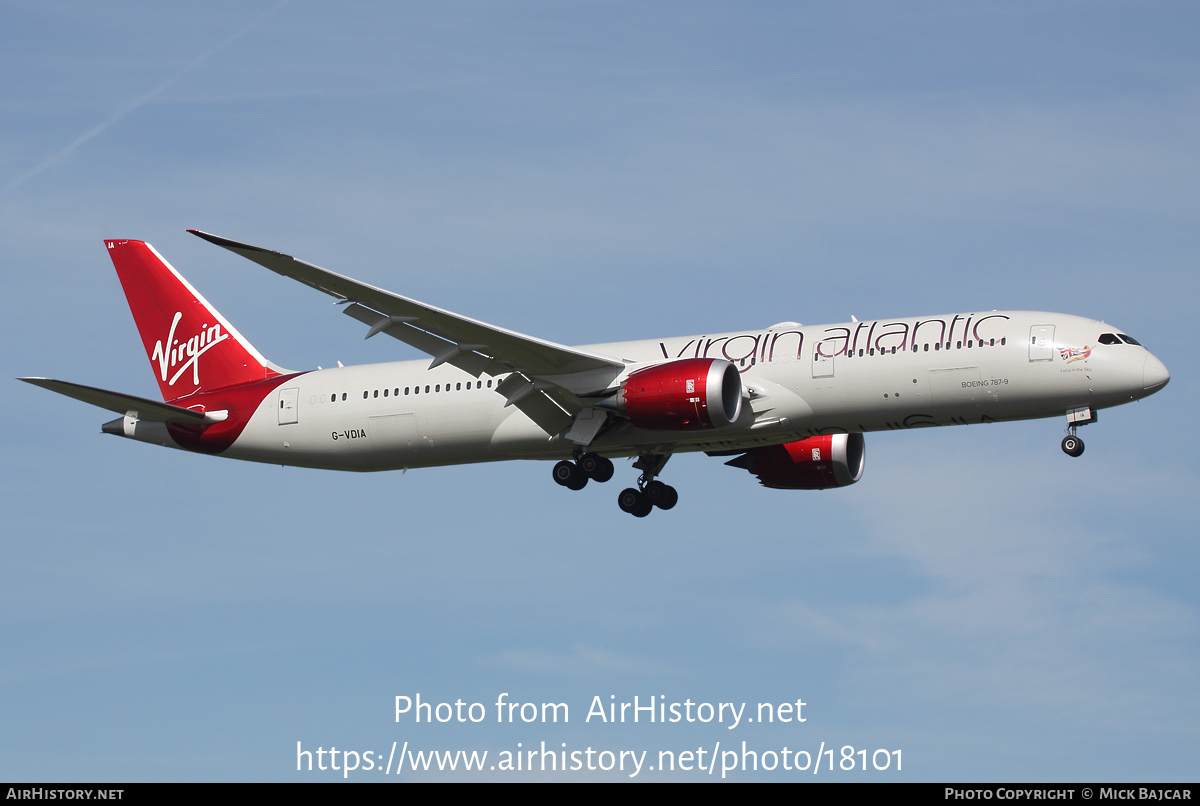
[151,311,230,387]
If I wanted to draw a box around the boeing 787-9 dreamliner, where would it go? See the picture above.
[20,232,1170,517]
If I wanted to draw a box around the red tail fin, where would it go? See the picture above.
[106,239,278,401]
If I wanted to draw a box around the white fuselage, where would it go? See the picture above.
[171,310,1166,472]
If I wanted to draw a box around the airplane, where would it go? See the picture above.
[20,232,1170,517]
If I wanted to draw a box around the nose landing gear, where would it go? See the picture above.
[1061,433,1084,457]
[1061,407,1094,457]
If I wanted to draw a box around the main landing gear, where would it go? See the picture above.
[552,449,678,517]
[552,450,615,491]
[618,480,678,518]
[617,454,677,518]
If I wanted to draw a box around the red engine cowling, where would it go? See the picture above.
[604,358,743,430]
[726,433,865,489]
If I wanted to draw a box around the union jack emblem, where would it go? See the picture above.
[1059,345,1092,363]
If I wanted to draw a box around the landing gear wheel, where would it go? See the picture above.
[618,487,652,517]
[579,453,614,483]
[644,480,678,510]
[1061,435,1085,457]
[553,460,588,490]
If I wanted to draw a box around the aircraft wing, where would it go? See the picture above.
[17,377,209,423]
[188,230,626,397]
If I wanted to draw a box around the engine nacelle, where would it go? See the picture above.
[726,433,865,489]
[604,358,743,430]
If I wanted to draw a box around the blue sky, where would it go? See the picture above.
[2,1,1197,781]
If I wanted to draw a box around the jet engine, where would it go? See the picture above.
[725,433,865,489]
[601,358,743,430]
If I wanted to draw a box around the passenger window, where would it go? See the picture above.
[923,344,929,351]
[967,340,973,348]
[363,391,368,399]
[869,348,874,356]
[435,384,440,392]
[330,394,336,403]
[1001,338,1006,345]
[467,381,472,389]
[383,389,388,397]
[457,383,462,390]
[373,390,379,398]
[956,341,962,349]
[990,338,995,346]
[891,347,896,354]
[1119,334,1141,345]
[405,387,410,395]
[425,385,430,393]
[394,388,399,396]
[341,393,346,401]
[414,386,420,395]
[487,380,492,388]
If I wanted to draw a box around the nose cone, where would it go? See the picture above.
[1143,354,1170,391]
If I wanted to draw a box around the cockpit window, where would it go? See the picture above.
[1118,334,1141,346]
[1097,333,1121,345]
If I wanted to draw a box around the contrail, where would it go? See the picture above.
[0,0,289,198]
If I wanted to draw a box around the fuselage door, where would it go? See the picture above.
[1029,325,1055,362]
[812,350,834,379]
[278,387,299,425]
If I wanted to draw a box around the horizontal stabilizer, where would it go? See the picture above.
[18,377,209,423]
